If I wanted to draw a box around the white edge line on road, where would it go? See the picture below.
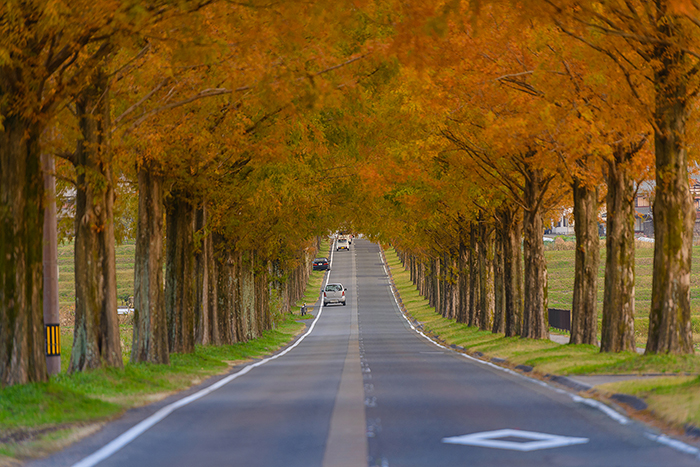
[72,244,336,467]
[645,433,700,458]
[378,248,700,461]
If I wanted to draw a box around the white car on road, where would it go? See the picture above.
[323,283,347,306]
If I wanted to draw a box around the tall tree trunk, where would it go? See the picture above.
[502,206,523,337]
[165,191,196,354]
[601,152,636,353]
[492,217,505,334]
[409,255,415,284]
[240,251,258,340]
[70,69,122,372]
[479,217,495,331]
[411,256,417,288]
[411,255,420,289]
[521,167,548,340]
[194,204,210,345]
[427,260,433,305]
[234,250,249,342]
[438,257,446,317]
[412,256,418,287]
[216,245,236,345]
[412,257,418,289]
[206,233,221,345]
[415,258,422,292]
[0,114,47,386]
[440,256,448,318]
[433,258,441,314]
[131,164,169,364]
[448,255,458,320]
[441,255,450,319]
[647,30,695,354]
[457,236,470,324]
[468,223,480,327]
[271,260,287,315]
[570,178,600,346]
[256,258,271,332]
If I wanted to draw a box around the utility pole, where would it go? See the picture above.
[42,152,61,374]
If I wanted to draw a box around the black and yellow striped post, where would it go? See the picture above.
[45,324,61,357]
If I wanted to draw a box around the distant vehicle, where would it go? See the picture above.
[340,234,353,245]
[313,257,330,270]
[336,238,349,250]
[322,283,347,306]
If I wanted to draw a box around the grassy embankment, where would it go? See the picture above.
[0,239,330,462]
[383,245,700,433]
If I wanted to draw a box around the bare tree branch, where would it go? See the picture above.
[113,77,172,129]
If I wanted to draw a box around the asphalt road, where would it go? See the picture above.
[30,239,700,467]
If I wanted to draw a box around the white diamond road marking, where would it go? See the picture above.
[442,429,589,452]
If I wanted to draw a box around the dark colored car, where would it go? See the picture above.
[313,257,330,271]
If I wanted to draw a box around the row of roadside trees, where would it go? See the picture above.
[350,1,699,355]
[0,0,383,386]
[3,0,699,388]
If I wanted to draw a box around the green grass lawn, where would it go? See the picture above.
[546,240,700,349]
[57,241,136,312]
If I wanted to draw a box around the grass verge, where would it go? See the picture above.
[383,245,700,434]
[0,317,305,462]
[597,376,700,429]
